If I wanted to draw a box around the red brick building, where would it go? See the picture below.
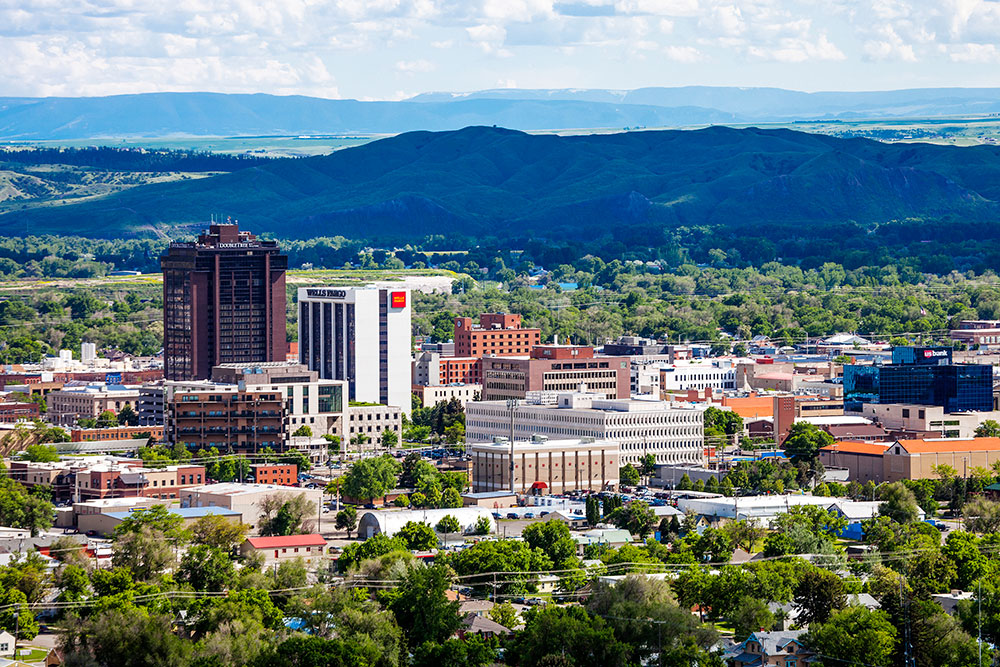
[454,314,540,358]
[0,401,40,423]
[251,463,298,486]
[481,345,630,401]
[71,426,164,442]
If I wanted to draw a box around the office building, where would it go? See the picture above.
[949,320,1000,349]
[860,402,1000,439]
[346,404,402,441]
[659,359,739,394]
[48,384,140,426]
[161,223,288,381]
[843,346,993,413]
[466,390,706,466]
[773,396,845,444]
[480,345,630,401]
[468,436,620,495]
[297,286,411,414]
[412,384,482,409]
[412,352,480,386]
[454,313,540,360]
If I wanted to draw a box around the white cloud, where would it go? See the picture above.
[395,58,436,72]
[663,44,701,61]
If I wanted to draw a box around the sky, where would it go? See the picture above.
[2,0,1000,100]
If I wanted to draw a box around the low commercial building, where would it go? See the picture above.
[860,403,1000,439]
[468,436,620,495]
[80,506,241,537]
[0,401,40,422]
[466,390,706,466]
[74,463,206,501]
[884,437,1000,482]
[677,494,834,524]
[48,384,141,426]
[411,384,482,409]
[659,359,740,393]
[250,463,297,486]
[481,345,630,401]
[241,534,328,565]
[356,507,496,540]
[70,426,164,442]
[346,403,401,440]
[180,482,323,533]
[818,441,891,483]
[412,353,481,386]
[462,491,517,508]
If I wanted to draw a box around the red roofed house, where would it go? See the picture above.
[241,534,328,565]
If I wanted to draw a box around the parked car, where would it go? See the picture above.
[506,512,519,520]
[492,512,503,520]
[523,512,535,519]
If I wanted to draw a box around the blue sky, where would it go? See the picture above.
[3,0,1000,99]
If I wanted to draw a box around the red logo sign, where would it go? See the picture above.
[390,291,406,308]
[924,350,932,358]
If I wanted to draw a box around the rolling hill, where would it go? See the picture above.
[3,125,1000,241]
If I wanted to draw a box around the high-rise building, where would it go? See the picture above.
[297,286,411,413]
[161,223,288,381]
[452,313,541,383]
[843,346,993,413]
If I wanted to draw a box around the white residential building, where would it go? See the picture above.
[466,390,707,466]
[297,286,412,415]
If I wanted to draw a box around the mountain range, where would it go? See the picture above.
[4,125,1000,241]
[4,87,1000,140]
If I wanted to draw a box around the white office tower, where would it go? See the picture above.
[297,286,411,414]
[81,342,97,362]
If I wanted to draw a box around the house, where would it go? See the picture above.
[0,631,13,657]
[723,630,813,667]
[240,534,328,565]
[573,529,633,554]
[548,511,589,529]
[457,613,513,639]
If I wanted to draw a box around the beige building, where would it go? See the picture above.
[180,482,323,533]
[860,403,1000,439]
[48,384,140,425]
[466,391,706,466]
[79,505,241,537]
[412,384,482,409]
[819,437,1000,483]
[241,533,328,565]
[469,436,620,495]
[346,404,401,441]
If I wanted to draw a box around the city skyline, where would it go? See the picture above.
[3,1,1000,100]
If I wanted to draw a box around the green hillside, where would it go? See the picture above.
[3,125,999,240]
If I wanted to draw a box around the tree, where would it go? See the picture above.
[59,608,192,667]
[442,540,553,595]
[963,497,1000,534]
[586,496,601,526]
[292,425,313,437]
[722,519,765,553]
[620,464,640,486]
[489,601,519,629]
[24,443,59,462]
[879,482,920,524]
[111,505,186,581]
[342,455,401,503]
[440,487,463,508]
[381,428,399,449]
[335,506,358,538]
[690,527,734,563]
[783,422,834,462]
[190,514,247,552]
[398,521,437,550]
[117,403,138,426]
[639,454,656,481]
[96,409,119,428]
[975,419,1000,438]
[473,516,491,536]
[412,635,497,667]
[676,473,692,490]
[511,605,628,667]
[258,494,315,536]
[805,607,896,667]
[608,501,657,538]
[732,595,775,640]
[390,564,461,647]
[523,520,577,564]
[179,545,235,592]
[435,514,461,534]
[794,568,847,626]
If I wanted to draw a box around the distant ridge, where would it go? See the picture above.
[4,87,1000,140]
[3,125,999,240]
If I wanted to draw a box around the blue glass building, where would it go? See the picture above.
[844,346,993,413]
